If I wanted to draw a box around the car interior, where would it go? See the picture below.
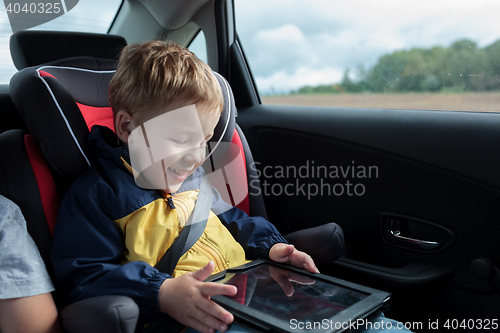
[1,1,500,332]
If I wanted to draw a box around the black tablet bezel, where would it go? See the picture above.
[206,259,391,333]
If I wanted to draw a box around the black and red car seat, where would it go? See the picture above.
[0,129,58,275]
[4,31,140,333]
[0,129,140,332]
[7,30,345,331]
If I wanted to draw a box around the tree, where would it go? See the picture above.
[340,69,363,93]
[367,49,428,92]
[484,40,500,90]
[367,51,408,92]
[292,37,500,94]
[448,39,489,91]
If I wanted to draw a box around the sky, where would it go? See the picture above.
[1,0,500,94]
[235,0,500,94]
[0,0,121,82]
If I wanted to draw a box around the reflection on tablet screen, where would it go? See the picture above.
[221,264,368,323]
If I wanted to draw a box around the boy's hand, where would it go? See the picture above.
[269,243,320,274]
[159,261,237,333]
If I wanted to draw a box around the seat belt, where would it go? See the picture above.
[155,176,213,276]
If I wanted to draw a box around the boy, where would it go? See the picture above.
[0,195,62,333]
[50,41,318,333]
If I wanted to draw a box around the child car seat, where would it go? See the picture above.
[10,30,345,263]
[5,31,139,333]
[0,129,140,333]
[8,30,345,331]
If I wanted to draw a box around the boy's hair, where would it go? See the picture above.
[109,40,224,125]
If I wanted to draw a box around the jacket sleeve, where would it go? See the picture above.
[50,185,169,323]
[210,187,288,259]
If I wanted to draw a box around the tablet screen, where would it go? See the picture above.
[220,263,369,323]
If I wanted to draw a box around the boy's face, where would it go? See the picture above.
[123,102,218,193]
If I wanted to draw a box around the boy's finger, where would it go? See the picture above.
[281,244,295,258]
[271,243,295,262]
[196,297,234,326]
[187,315,217,333]
[192,261,215,281]
[291,252,318,273]
[201,282,237,297]
[302,256,320,273]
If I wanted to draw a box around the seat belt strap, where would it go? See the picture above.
[155,176,212,275]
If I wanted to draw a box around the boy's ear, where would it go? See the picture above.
[115,110,136,143]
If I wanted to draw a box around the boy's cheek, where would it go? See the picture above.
[149,142,182,164]
[129,143,180,188]
[134,162,165,190]
[134,161,182,192]
[129,126,179,173]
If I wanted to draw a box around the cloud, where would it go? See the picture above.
[255,24,306,45]
[247,24,311,76]
[236,0,500,93]
[0,0,121,83]
[256,67,343,94]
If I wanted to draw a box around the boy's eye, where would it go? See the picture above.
[171,139,207,148]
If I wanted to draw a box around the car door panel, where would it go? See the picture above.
[239,105,500,187]
[236,103,500,320]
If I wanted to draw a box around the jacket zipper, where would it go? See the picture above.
[194,237,227,273]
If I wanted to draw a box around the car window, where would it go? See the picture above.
[235,0,500,112]
[188,30,207,64]
[0,0,122,84]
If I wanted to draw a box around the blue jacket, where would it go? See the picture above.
[50,126,287,323]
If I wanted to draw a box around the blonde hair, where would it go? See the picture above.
[109,40,224,124]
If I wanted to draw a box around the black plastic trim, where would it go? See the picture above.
[238,104,500,189]
[230,40,260,108]
[214,0,229,78]
[333,257,455,291]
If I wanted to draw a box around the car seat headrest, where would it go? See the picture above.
[10,31,127,70]
[11,58,236,189]
[9,30,236,189]
[208,73,235,158]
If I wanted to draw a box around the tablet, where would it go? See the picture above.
[207,259,391,333]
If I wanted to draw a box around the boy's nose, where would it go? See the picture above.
[183,147,204,165]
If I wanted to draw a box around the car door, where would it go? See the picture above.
[223,0,500,328]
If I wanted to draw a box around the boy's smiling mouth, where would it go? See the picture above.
[167,166,191,182]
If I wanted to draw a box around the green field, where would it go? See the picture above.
[262,92,500,112]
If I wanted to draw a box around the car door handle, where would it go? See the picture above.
[379,213,455,253]
[387,229,440,250]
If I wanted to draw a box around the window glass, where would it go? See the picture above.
[235,0,500,112]
[188,30,207,64]
[0,0,122,84]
